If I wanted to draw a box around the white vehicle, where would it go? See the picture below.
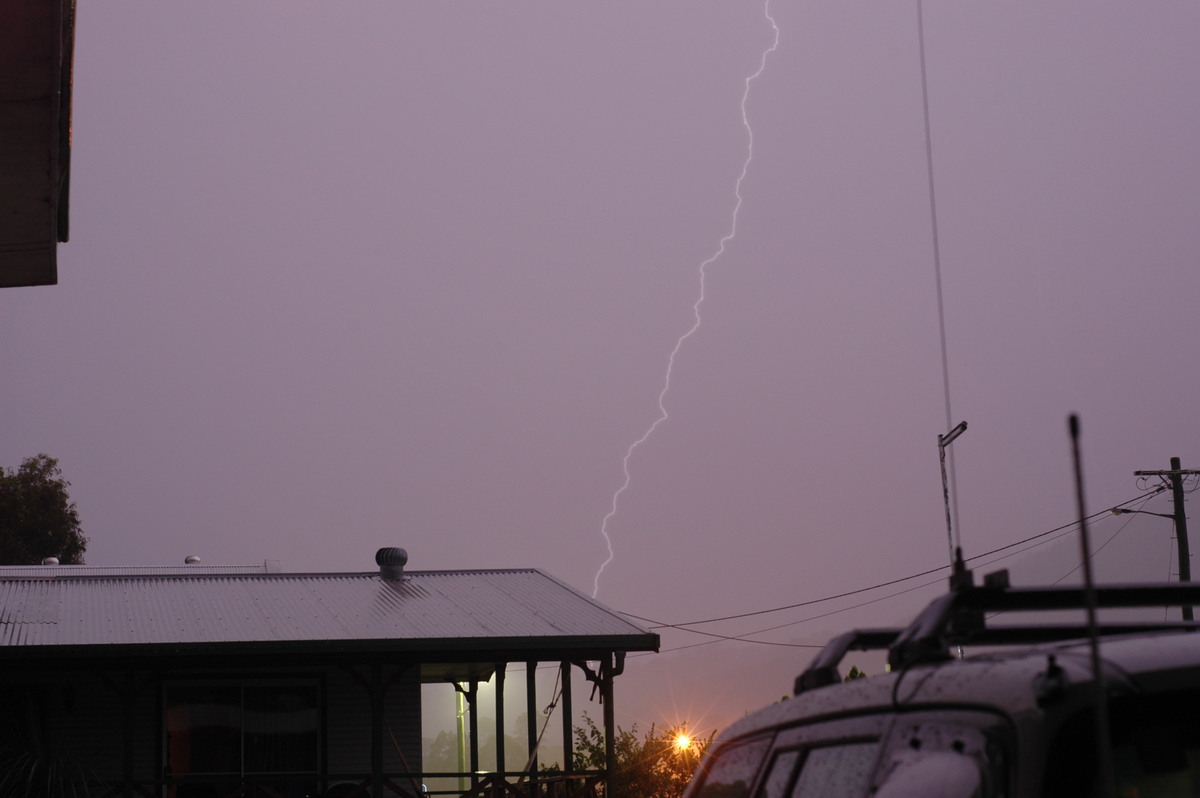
[683,560,1200,798]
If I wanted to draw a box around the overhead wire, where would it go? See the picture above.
[620,488,1168,652]
[1050,493,1150,585]
[441,490,1171,737]
[654,571,951,654]
[622,488,1165,633]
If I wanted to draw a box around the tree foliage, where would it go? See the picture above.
[0,455,86,565]
[0,688,98,798]
[570,715,712,798]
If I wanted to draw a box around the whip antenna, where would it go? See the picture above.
[918,1,964,558]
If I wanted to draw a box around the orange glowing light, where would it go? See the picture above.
[673,733,692,752]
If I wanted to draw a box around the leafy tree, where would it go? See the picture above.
[569,715,713,798]
[844,665,868,681]
[0,454,86,565]
[423,730,460,773]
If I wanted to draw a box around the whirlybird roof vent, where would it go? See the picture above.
[376,547,408,580]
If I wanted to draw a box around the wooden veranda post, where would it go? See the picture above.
[560,662,573,773]
[602,656,615,798]
[495,664,506,780]
[468,680,480,791]
[526,661,539,792]
[371,664,384,798]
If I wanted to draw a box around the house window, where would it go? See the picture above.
[165,681,320,798]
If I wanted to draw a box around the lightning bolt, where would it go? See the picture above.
[593,1,780,598]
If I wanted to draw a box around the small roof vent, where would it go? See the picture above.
[184,555,202,565]
[376,547,408,580]
[41,557,59,565]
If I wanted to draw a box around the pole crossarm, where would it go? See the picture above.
[1132,458,1194,621]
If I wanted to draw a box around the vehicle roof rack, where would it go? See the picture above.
[794,562,1200,695]
[794,629,902,694]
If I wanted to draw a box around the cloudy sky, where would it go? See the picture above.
[4,0,1200,732]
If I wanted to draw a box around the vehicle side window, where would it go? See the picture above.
[791,742,881,798]
[876,711,1011,798]
[749,742,882,798]
[750,713,893,798]
[692,735,772,798]
[757,750,801,798]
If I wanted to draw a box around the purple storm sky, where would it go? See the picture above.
[4,1,1200,731]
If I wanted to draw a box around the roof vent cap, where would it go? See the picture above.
[184,555,201,565]
[41,557,59,565]
[376,547,408,580]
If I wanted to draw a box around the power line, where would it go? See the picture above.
[1051,494,1150,585]
[632,490,1167,654]
[621,489,1166,634]
[654,575,946,655]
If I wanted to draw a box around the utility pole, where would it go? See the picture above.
[1134,457,1199,621]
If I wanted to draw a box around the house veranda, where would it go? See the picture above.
[0,548,659,798]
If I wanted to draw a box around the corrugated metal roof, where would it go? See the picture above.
[0,562,279,577]
[0,568,657,658]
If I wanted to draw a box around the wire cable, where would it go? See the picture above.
[1051,496,1147,585]
[641,491,1175,658]
[622,489,1165,632]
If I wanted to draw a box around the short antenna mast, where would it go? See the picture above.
[1069,414,1115,798]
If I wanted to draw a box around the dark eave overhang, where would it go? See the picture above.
[0,0,75,288]
[0,632,661,672]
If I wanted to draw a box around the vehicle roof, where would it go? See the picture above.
[716,628,1200,744]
